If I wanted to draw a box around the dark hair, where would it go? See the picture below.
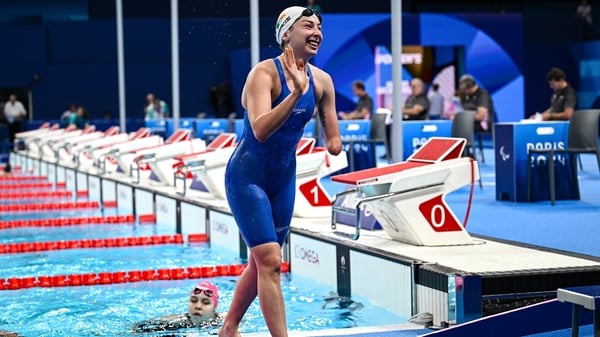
[459,74,476,88]
[545,67,566,82]
[432,83,440,91]
[352,80,365,91]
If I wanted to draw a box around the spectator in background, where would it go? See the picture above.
[458,74,495,132]
[338,80,373,120]
[575,0,593,25]
[60,103,78,122]
[64,105,89,129]
[306,0,322,14]
[144,93,170,120]
[402,78,430,120]
[531,67,578,121]
[427,83,444,120]
[3,94,27,142]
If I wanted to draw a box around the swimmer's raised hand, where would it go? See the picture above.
[281,45,308,96]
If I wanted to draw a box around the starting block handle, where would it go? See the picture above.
[98,149,120,174]
[330,181,447,242]
[331,188,362,240]
[130,162,140,183]
[131,153,156,184]
[174,160,206,196]
[174,170,187,196]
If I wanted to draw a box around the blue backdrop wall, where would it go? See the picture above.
[0,11,583,124]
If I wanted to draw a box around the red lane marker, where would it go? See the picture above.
[0,182,53,190]
[103,200,118,208]
[0,234,184,254]
[0,200,99,212]
[0,262,286,291]
[0,175,47,181]
[0,214,135,230]
[0,190,72,200]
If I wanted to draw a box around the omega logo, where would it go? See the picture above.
[294,245,320,264]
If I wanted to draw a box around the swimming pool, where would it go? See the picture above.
[0,185,407,336]
[0,274,404,336]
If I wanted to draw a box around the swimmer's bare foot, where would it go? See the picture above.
[218,323,241,337]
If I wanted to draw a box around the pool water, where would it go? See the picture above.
[0,176,407,336]
[0,244,239,279]
[0,275,405,336]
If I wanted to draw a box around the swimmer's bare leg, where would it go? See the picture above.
[218,254,258,337]
[253,242,288,337]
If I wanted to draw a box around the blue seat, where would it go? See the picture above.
[0,124,12,153]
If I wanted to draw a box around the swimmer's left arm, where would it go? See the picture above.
[314,67,342,155]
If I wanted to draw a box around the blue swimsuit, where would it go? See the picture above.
[224,58,316,248]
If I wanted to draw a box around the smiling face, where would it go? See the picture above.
[283,15,322,57]
[187,292,216,323]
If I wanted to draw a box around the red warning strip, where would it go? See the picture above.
[138,213,156,224]
[103,200,118,208]
[0,200,99,212]
[0,190,72,200]
[187,233,208,243]
[0,182,54,190]
[0,233,184,254]
[0,262,290,291]
[0,214,135,230]
[0,175,47,181]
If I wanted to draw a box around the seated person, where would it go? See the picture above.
[458,74,494,132]
[402,78,430,120]
[132,280,224,333]
[338,80,374,120]
[530,67,577,121]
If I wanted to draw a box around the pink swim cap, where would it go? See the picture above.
[191,280,219,309]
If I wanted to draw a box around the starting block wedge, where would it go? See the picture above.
[53,126,120,163]
[172,133,237,196]
[26,125,84,158]
[91,135,163,173]
[294,138,348,218]
[131,131,206,184]
[330,137,479,246]
[108,128,191,177]
[72,127,154,170]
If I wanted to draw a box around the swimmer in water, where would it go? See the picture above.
[132,280,223,333]
[322,291,364,328]
[0,331,21,337]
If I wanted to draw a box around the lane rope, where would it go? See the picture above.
[0,262,290,291]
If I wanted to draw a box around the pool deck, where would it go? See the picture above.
[11,151,600,336]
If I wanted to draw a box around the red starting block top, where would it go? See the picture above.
[296,138,315,155]
[408,138,465,163]
[130,127,151,139]
[331,137,466,185]
[128,129,191,154]
[331,161,429,185]
[206,133,236,150]
[103,126,121,136]
[173,133,237,162]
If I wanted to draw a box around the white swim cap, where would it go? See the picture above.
[275,6,319,46]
